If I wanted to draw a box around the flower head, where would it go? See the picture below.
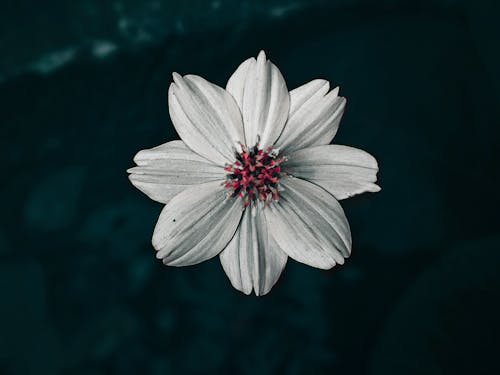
[128,51,380,296]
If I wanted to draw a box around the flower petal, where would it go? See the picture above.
[226,51,290,148]
[275,79,346,153]
[265,177,351,269]
[153,181,243,266]
[168,73,245,166]
[127,141,225,204]
[284,145,381,200]
[219,204,288,296]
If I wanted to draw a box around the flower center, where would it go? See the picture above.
[224,142,285,206]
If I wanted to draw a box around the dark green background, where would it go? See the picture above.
[1,1,499,374]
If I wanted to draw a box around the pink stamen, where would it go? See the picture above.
[225,142,283,205]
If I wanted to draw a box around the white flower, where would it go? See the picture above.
[128,51,380,296]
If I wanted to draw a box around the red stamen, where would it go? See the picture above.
[225,143,283,206]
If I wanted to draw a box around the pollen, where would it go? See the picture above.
[224,141,286,207]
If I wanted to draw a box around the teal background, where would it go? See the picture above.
[1,1,499,374]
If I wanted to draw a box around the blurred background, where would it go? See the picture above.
[1,0,499,374]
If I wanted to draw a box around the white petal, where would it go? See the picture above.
[168,73,245,166]
[284,145,380,200]
[219,204,288,296]
[265,177,351,269]
[127,141,225,204]
[153,181,243,266]
[226,51,290,148]
[275,79,346,153]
